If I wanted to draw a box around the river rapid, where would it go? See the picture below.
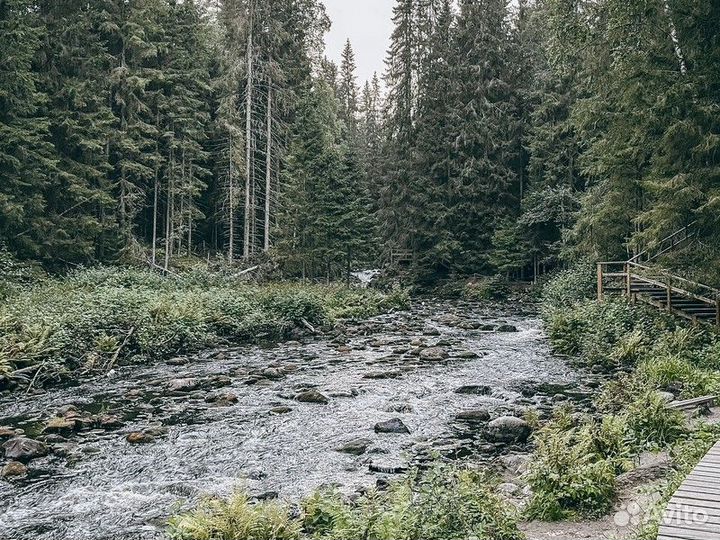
[0,299,595,540]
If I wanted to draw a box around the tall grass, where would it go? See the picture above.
[0,267,409,384]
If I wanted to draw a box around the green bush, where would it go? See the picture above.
[167,492,301,540]
[624,392,687,448]
[170,465,524,540]
[462,276,511,301]
[541,263,596,311]
[0,267,408,386]
[524,410,620,521]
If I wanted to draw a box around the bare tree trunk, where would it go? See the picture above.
[264,83,272,252]
[243,2,254,260]
[663,0,687,75]
[228,133,235,262]
[164,144,174,272]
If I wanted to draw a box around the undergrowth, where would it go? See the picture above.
[169,464,524,540]
[526,263,720,521]
[0,266,409,385]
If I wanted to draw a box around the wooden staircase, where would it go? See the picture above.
[598,224,720,326]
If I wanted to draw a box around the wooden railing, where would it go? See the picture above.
[597,260,720,326]
[629,221,697,264]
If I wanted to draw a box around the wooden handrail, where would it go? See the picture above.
[629,221,697,264]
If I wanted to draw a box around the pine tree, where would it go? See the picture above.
[0,0,56,261]
[338,39,359,138]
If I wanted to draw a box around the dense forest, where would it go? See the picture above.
[2,0,718,281]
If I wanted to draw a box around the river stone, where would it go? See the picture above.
[451,349,480,359]
[126,432,155,444]
[455,385,491,395]
[0,427,18,441]
[270,406,293,415]
[385,403,413,414]
[374,418,410,434]
[455,409,491,423]
[1,461,27,478]
[422,325,441,336]
[98,414,124,429]
[496,324,518,333]
[43,416,76,435]
[485,416,532,444]
[419,347,449,362]
[2,437,48,462]
[363,371,401,380]
[658,391,675,403]
[295,390,329,404]
[369,459,409,474]
[335,438,372,455]
[205,392,239,406]
[167,378,200,392]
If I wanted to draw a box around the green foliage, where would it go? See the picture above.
[524,410,619,521]
[0,267,405,384]
[624,392,686,448]
[540,264,595,312]
[171,465,524,540]
[462,276,511,301]
[168,492,301,540]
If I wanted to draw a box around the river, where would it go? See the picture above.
[0,299,592,540]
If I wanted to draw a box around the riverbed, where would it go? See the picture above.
[0,299,591,540]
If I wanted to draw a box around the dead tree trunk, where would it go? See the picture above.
[264,83,272,252]
[243,2,254,260]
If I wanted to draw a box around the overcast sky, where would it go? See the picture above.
[323,0,395,86]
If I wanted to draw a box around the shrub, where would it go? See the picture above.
[524,411,619,521]
[624,392,687,448]
[0,267,407,387]
[171,466,524,540]
[167,492,301,540]
[462,276,511,301]
[541,263,596,311]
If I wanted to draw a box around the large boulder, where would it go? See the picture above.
[485,416,532,444]
[295,390,329,404]
[335,438,372,456]
[2,437,49,462]
[1,461,27,478]
[454,385,491,395]
[374,418,410,434]
[419,347,449,362]
[455,409,491,423]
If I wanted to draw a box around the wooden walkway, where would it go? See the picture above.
[658,441,720,539]
[597,223,720,325]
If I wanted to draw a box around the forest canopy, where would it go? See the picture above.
[1,0,718,281]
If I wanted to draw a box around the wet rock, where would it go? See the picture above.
[422,325,441,336]
[0,427,18,441]
[270,406,293,415]
[335,438,372,455]
[328,390,357,398]
[126,432,155,444]
[455,385,491,395]
[167,378,200,392]
[205,392,239,406]
[496,324,518,333]
[2,437,48,462]
[369,459,408,474]
[336,345,352,354]
[479,324,496,331]
[295,390,329,404]
[261,368,284,380]
[385,403,413,414]
[455,409,491,423]
[485,416,531,444]
[363,371,401,380]
[658,391,675,403]
[451,349,480,359]
[419,347,449,362]
[374,418,410,434]
[98,415,124,429]
[1,461,27,478]
[42,416,76,435]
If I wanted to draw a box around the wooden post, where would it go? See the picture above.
[597,263,604,301]
[716,298,720,327]
[625,263,631,298]
[666,276,672,312]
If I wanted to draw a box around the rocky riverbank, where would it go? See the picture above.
[0,299,599,540]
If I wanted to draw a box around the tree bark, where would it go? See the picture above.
[243,2,254,260]
[264,82,272,252]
